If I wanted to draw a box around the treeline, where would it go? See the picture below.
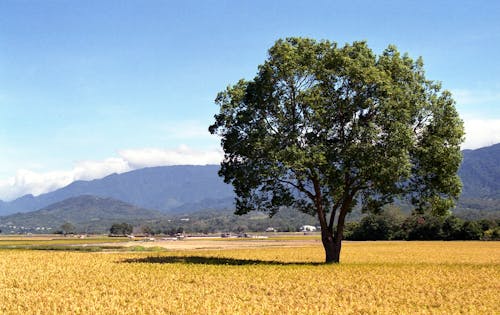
[344,212,499,241]
[120,208,318,235]
[108,207,499,240]
[109,223,133,236]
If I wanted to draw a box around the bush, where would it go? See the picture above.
[482,227,500,240]
[459,221,482,240]
[402,215,443,240]
[440,216,464,240]
[346,209,403,241]
[110,223,133,236]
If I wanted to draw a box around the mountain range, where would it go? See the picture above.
[458,143,500,199]
[0,143,499,231]
[0,165,234,216]
[0,195,164,234]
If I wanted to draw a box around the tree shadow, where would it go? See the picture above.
[121,255,323,266]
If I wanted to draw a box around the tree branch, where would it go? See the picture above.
[333,188,358,242]
[329,172,358,233]
[263,115,279,134]
[311,174,328,232]
[268,176,315,201]
[328,199,342,231]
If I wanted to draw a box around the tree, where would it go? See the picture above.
[459,221,482,240]
[209,38,464,263]
[440,215,463,240]
[349,211,402,241]
[482,227,500,241]
[60,222,76,236]
[109,223,133,236]
[402,214,444,240]
[142,225,154,236]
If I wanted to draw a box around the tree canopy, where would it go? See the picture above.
[109,222,133,236]
[60,222,76,235]
[209,38,464,263]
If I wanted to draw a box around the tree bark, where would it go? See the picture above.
[322,229,341,263]
[322,193,353,263]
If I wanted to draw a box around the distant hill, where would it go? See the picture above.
[459,143,500,199]
[0,195,165,233]
[450,143,500,219]
[0,195,320,234]
[0,165,234,215]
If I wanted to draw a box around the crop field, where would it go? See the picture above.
[0,236,128,246]
[0,239,498,314]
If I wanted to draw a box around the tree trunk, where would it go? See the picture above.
[322,229,341,263]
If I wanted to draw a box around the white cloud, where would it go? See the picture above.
[0,145,223,201]
[451,88,500,148]
[0,158,132,201]
[462,119,500,149]
[71,158,131,181]
[118,145,223,169]
[0,169,72,200]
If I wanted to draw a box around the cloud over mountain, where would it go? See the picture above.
[0,145,223,201]
[462,119,500,150]
[119,145,223,169]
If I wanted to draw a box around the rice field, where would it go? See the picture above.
[0,240,498,314]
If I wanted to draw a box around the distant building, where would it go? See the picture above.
[299,225,317,232]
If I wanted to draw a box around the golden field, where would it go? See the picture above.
[0,240,498,314]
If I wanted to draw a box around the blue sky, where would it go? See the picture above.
[1,0,499,200]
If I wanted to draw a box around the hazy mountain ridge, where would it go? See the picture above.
[0,165,234,215]
[0,195,165,233]
[459,143,500,199]
[0,144,499,219]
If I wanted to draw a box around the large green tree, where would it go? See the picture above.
[209,38,464,263]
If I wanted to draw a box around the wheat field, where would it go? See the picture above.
[0,241,498,314]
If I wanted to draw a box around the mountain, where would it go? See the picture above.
[454,143,500,219]
[0,195,165,233]
[0,165,234,215]
[458,143,500,199]
[1,144,500,218]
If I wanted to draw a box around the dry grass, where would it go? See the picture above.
[0,241,498,314]
[0,235,128,246]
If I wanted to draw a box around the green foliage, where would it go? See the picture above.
[129,246,164,252]
[148,207,319,234]
[402,214,445,240]
[348,210,404,240]
[110,222,133,236]
[345,211,492,241]
[141,225,154,235]
[210,37,464,261]
[60,222,76,235]
[440,215,463,240]
[482,227,500,240]
[458,221,482,240]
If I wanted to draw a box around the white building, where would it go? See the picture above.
[299,225,317,232]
